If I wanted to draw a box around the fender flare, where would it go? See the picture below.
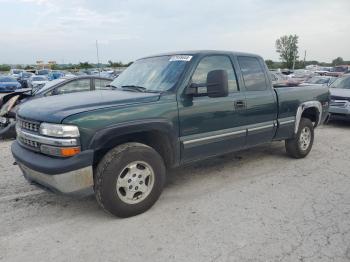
[295,101,322,134]
[88,119,180,166]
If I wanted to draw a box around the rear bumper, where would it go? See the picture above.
[11,141,94,196]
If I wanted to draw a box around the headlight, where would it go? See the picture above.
[39,123,80,138]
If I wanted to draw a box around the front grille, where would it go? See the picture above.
[16,117,41,152]
[330,101,347,107]
[331,96,350,102]
[17,118,40,132]
[18,136,40,151]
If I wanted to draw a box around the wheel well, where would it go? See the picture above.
[93,130,175,168]
[301,107,319,124]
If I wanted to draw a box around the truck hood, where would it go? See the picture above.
[18,90,161,123]
[330,88,350,99]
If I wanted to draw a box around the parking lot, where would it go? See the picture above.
[1,122,349,262]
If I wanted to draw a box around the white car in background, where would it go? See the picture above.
[9,69,24,79]
[299,76,336,87]
[28,75,49,89]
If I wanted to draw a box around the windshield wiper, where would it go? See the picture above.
[106,84,120,89]
[121,85,147,92]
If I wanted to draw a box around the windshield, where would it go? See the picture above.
[329,76,350,89]
[109,55,190,92]
[12,70,22,74]
[0,77,16,82]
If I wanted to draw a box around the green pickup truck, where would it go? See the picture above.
[11,51,330,217]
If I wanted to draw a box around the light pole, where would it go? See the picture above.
[96,40,101,76]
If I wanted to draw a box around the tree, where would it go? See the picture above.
[78,62,93,69]
[265,60,274,69]
[275,35,299,69]
[332,57,344,66]
[0,64,11,71]
[24,65,35,70]
[108,60,133,68]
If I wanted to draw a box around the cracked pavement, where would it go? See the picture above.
[0,122,349,262]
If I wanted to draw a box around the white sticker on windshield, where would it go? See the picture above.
[169,55,193,62]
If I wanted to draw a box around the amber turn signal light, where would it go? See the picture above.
[60,147,81,157]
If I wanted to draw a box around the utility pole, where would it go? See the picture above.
[96,40,101,76]
[303,50,307,67]
[292,51,296,71]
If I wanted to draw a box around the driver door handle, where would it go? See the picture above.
[234,100,246,109]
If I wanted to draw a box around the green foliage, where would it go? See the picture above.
[108,60,133,68]
[332,57,344,66]
[50,64,61,70]
[24,65,35,70]
[275,34,299,69]
[78,62,94,69]
[265,60,283,69]
[0,64,11,71]
[265,60,274,68]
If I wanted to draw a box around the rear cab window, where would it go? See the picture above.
[237,56,268,91]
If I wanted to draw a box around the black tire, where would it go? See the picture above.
[94,142,166,218]
[285,118,314,159]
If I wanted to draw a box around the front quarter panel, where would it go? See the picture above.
[61,94,179,151]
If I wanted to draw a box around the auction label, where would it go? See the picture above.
[169,55,193,62]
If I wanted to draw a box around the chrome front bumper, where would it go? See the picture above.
[19,163,94,196]
[329,106,350,115]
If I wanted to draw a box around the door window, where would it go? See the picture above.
[238,56,268,91]
[95,79,112,90]
[191,56,238,92]
[54,79,91,95]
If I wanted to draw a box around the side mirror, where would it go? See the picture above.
[185,69,229,98]
[206,69,229,98]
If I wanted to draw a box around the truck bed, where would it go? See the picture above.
[274,85,329,121]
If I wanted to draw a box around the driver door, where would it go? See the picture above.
[178,55,247,163]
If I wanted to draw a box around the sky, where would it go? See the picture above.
[0,0,349,64]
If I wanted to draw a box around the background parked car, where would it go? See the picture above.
[328,74,350,121]
[289,69,314,84]
[326,65,350,77]
[35,69,51,76]
[299,76,336,86]
[270,71,299,87]
[48,70,65,80]
[17,71,34,88]
[0,76,113,139]
[0,76,22,92]
[28,75,49,89]
[9,69,24,79]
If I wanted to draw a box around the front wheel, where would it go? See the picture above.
[94,142,166,218]
[285,118,314,159]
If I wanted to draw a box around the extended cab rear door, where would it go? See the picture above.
[235,56,278,146]
[178,54,247,163]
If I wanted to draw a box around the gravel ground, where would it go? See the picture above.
[0,122,350,262]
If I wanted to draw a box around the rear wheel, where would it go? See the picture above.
[285,118,314,159]
[94,142,166,218]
